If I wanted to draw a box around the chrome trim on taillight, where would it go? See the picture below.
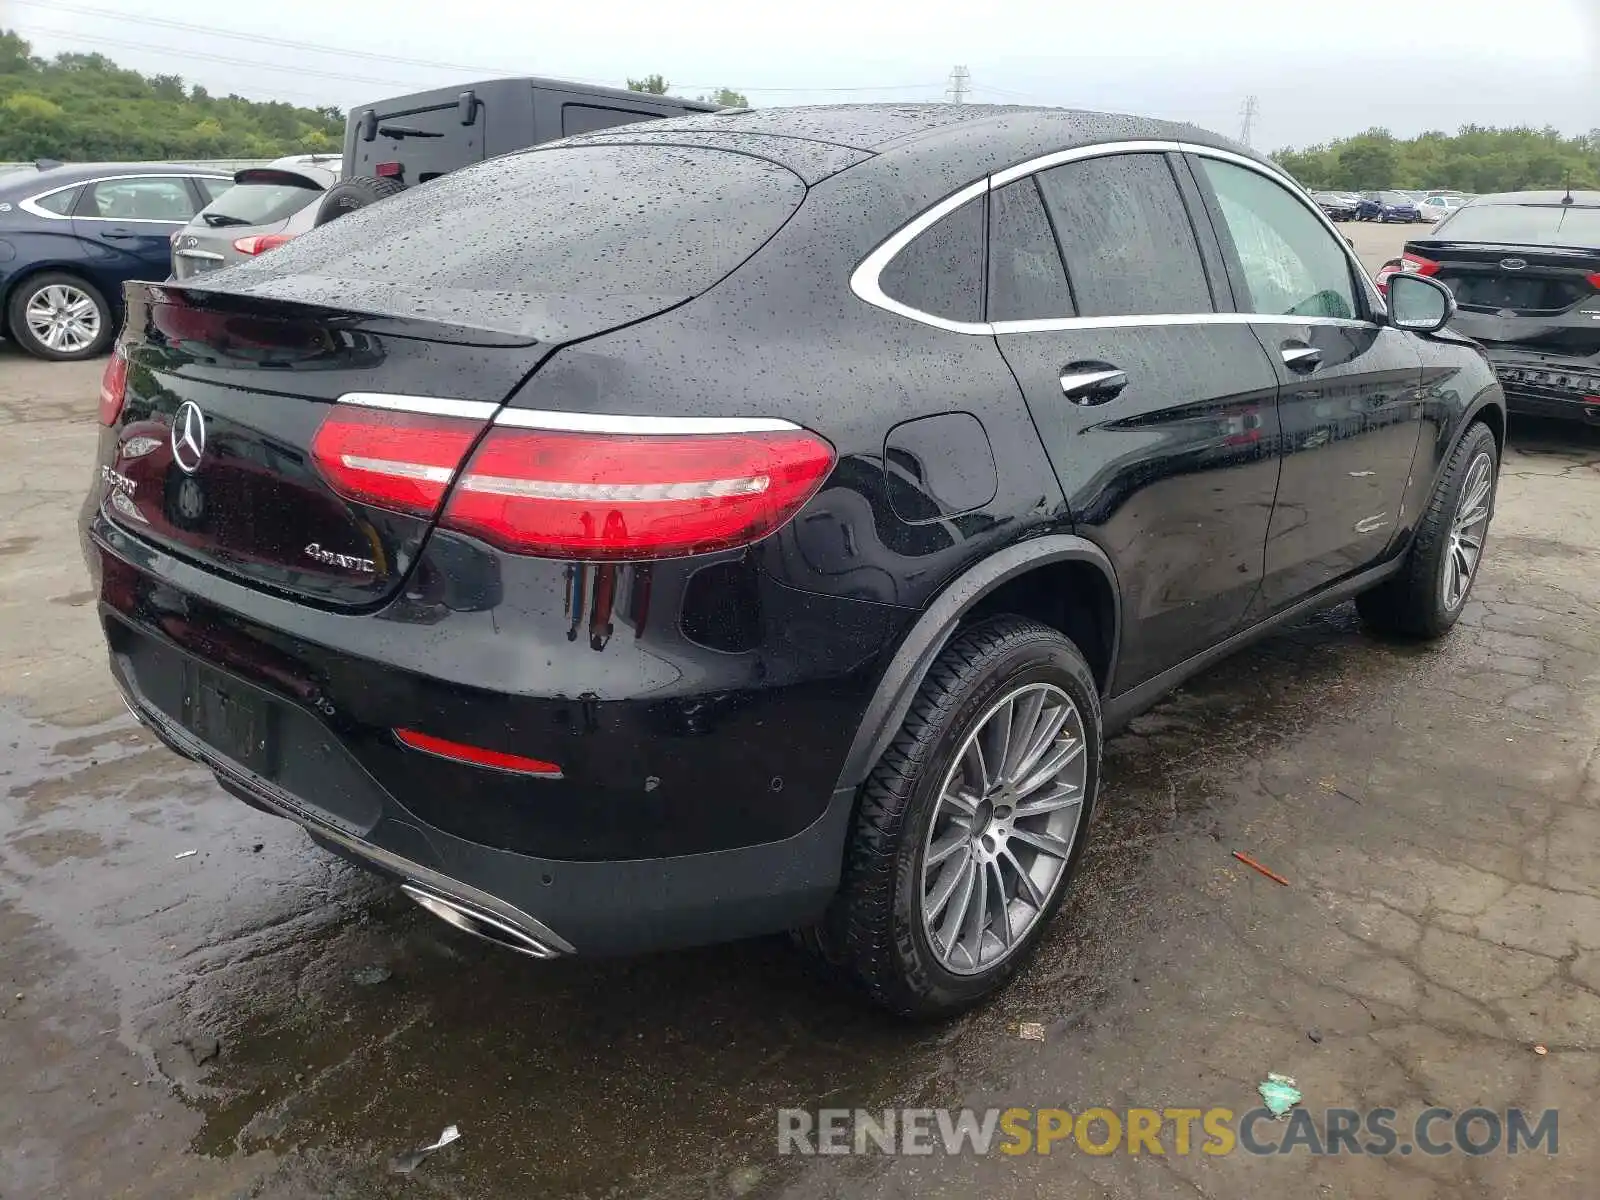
[335,392,500,420]
[492,409,802,435]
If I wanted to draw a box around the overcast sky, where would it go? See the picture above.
[6,0,1598,149]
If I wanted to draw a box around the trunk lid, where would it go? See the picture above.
[100,285,552,608]
[97,143,808,608]
[1414,239,1600,355]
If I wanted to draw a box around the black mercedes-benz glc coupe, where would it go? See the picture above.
[81,105,1503,1016]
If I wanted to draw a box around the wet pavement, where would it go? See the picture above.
[6,245,1600,1197]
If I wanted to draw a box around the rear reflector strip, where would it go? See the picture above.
[395,728,562,777]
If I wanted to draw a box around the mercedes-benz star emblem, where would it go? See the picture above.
[171,401,207,475]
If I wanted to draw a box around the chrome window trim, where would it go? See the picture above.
[850,138,1386,334]
[338,393,501,420]
[17,173,230,222]
[495,410,802,435]
[846,176,992,336]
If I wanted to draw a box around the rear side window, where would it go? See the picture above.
[1196,157,1357,321]
[1035,154,1213,318]
[196,177,233,203]
[988,178,1073,321]
[199,180,321,227]
[879,196,984,324]
[562,104,661,136]
[220,145,806,338]
[83,176,198,222]
[31,186,79,216]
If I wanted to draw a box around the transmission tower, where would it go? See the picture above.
[1239,95,1260,147]
[947,65,971,104]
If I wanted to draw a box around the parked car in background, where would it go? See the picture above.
[171,155,341,280]
[0,162,230,360]
[1312,191,1357,221]
[315,76,722,225]
[1357,191,1423,222]
[83,105,1503,1016]
[1404,189,1600,423]
[1417,194,1465,224]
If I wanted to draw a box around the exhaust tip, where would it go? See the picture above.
[401,883,561,959]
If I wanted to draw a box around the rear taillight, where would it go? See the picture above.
[310,406,486,516]
[1587,272,1600,291]
[232,233,297,256]
[1402,252,1440,276]
[375,162,402,178]
[440,426,836,560]
[98,345,129,426]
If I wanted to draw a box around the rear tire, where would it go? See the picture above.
[1357,421,1498,639]
[6,272,113,361]
[313,176,406,226]
[810,616,1102,1018]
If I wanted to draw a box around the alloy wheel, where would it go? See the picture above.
[24,283,101,354]
[920,681,1088,976]
[1441,450,1493,612]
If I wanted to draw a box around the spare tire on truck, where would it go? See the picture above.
[314,176,406,226]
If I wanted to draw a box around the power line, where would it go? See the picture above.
[15,1,943,98]
[946,65,970,104]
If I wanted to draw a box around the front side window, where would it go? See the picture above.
[1034,153,1213,318]
[987,177,1073,322]
[1196,158,1358,321]
[84,177,198,222]
[879,195,985,324]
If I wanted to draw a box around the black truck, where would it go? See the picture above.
[318,77,722,224]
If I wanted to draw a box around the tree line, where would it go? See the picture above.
[1272,126,1600,193]
[4,29,1594,192]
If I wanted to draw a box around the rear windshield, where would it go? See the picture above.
[209,145,806,338]
[201,180,322,227]
[1433,203,1600,248]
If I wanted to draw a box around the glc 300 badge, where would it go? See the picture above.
[305,543,377,573]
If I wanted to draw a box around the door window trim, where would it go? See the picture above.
[18,173,229,223]
[849,139,1385,335]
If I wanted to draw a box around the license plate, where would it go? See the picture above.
[181,661,277,776]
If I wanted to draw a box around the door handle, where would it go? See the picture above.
[1280,345,1323,373]
[100,229,141,240]
[1059,365,1128,405]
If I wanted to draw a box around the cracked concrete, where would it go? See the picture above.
[5,228,1600,1199]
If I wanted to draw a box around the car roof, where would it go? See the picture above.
[554,102,1276,186]
[0,161,228,199]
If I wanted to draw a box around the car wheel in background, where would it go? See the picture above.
[313,176,407,226]
[1356,421,1498,640]
[813,616,1102,1017]
[6,272,114,361]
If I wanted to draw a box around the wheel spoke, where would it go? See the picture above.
[926,850,972,921]
[987,861,1012,948]
[999,689,1045,783]
[1013,737,1085,800]
[1002,846,1046,909]
[1013,780,1081,817]
[1010,825,1075,861]
[1009,703,1071,789]
[962,852,990,957]
[925,826,969,870]
[982,697,1015,789]
[937,859,978,962]
[963,736,991,795]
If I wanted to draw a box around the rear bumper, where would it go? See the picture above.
[1481,351,1600,424]
[83,506,911,954]
[114,663,857,954]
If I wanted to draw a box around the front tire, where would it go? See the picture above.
[6,272,113,361]
[815,616,1102,1017]
[1357,421,1498,639]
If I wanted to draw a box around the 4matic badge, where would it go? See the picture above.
[305,543,377,574]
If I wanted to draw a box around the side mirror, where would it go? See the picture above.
[1387,273,1455,333]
